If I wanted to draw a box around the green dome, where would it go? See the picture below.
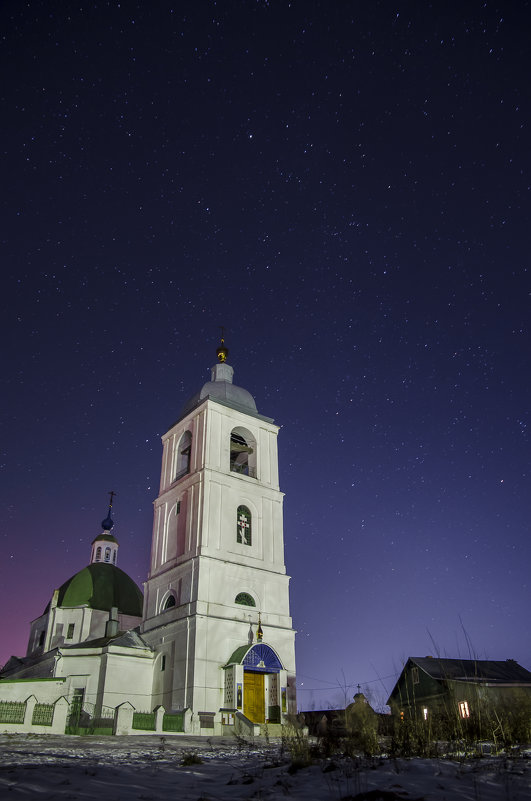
[47,563,143,617]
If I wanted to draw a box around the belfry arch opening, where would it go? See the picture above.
[175,430,192,480]
[230,427,256,478]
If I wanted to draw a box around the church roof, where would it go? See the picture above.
[198,379,256,412]
[226,645,251,665]
[61,629,151,651]
[44,563,143,617]
[182,364,257,417]
[178,361,274,424]
[0,649,59,679]
[91,532,118,545]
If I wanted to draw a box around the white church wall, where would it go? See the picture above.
[46,606,92,650]
[54,651,100,706]
[145,616,191,711]
[26,612,49,656]
[142,558,195,624]
[0,678,68,704]
[195,561,292,626]
[100,650,154,711]
[118,612,143,632]
[150,648,173,709]
[186,615,226,713]
[55,646,154,713]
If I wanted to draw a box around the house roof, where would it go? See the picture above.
[410,657,531,684]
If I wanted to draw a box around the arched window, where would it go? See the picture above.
[104,547,111,562]
[235,592,256,607]
[95,546,102,562]
[230,428,256,477]
[237,505,252,546]
[112,550,117,564]
[175,431,192,480]
[164,594,176,610]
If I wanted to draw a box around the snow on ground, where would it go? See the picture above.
[0,734,529,800]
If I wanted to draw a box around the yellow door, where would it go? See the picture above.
[244,671,265,722]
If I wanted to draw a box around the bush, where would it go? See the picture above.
[282,720,313,771]
[181,751,203,766]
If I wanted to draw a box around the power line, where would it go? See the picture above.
[296,670,400,692]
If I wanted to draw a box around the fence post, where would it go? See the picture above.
[183,707,193,733]
[154,705,165,734]
[113,701,135,735]
[52,697,70,734]
[24,696,37,731]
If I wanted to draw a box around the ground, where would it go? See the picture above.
[0,734,529,800]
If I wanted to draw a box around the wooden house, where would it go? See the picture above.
[387,656,531,722]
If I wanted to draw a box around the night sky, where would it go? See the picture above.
[2,1,530,710]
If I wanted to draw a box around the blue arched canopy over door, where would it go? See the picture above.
[243,643,283,673]
[225,642,284,673]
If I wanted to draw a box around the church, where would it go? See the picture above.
[0,343,297,736]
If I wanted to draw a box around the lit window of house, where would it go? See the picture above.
[423,707,428,720]
[459,700,470,718]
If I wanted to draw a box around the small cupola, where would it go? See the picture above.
[90,492,119,565]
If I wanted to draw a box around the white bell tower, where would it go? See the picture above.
[141,341,296,724]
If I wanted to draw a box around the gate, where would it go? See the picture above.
[66,691,114,735]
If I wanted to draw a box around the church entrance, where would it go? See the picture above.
[243,670,265,722]
[225,643,285,724]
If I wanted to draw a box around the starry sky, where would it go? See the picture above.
[2,1,530,710]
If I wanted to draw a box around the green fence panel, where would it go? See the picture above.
[132,711,156,730]
[162,712,184,732]
[0,701,26,724]
[32,703,54,726]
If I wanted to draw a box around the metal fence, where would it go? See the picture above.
[31,703,55,726]
[0,701,26,724]
[162,712,184,732]
[132,711,156,731]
